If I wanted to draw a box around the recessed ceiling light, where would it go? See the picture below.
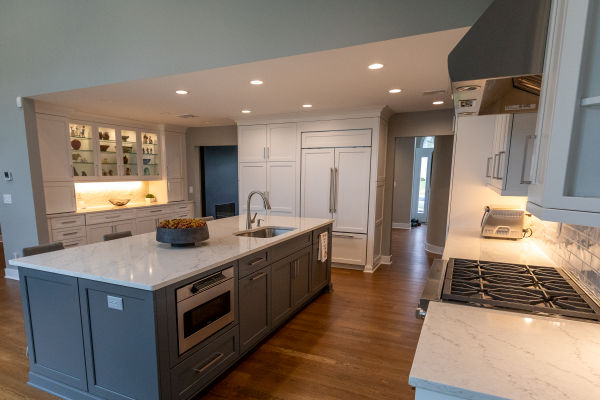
[433,100,444,105]
[368,63,384,70]
[175,90,189,95]
[302,104,313,108]
[388,89,402,94]
[250,80,263,85]
[241,109,251,114]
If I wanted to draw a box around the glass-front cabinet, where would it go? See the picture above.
[141,131,160,178]
[68,122,161,181]
[69,123,96,178]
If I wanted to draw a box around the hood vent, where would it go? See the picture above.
[448,0,551,115]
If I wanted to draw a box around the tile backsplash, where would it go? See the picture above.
[533,219,600,301]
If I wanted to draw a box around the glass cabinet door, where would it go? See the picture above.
[98,127,118,178]
[141,131,160,177]
[69,123,96,178]
[120,129,138,177]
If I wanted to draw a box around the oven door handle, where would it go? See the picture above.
[193,352,224,374]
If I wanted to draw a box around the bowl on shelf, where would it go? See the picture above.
[108,198,131,207]
[143,158,151,165]
[121,135,129,142]
[72,153,81,161]
[122,146,132,153]
[102,132,110,140]
[144,167,150,175]
[156,219,209,247]
[70,139,81,150]
[100,144,110,152]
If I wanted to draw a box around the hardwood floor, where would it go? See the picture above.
[0,226,435,400]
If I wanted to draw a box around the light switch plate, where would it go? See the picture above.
[107,295,123,311]
[3,194,12,204]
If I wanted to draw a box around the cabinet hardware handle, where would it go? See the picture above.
[248,257,266,266]
[193,352,224,374]
[333,167,339,213]
[520,135,536,184]
[485,157,493,178]
[105,215,120,220]
[492,154,499,179]
[61,220,77,225]
[329,168,334,213]
[333,234,355,239]
[62,231,79,236]
[251,271,267,281]
[497,151,506,180]
[263,147,267,160]
[267,147,270,159]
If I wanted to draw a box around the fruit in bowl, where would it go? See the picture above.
[156,218,209,246]
[108,198,131,206]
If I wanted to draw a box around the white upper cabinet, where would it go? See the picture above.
[527,0,600,225]
[37,114,72,182]
[165,132,185,179]
[238,125,267,162]
[267,162,296,216]
[267,123,297,161]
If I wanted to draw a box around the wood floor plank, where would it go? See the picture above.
[0,226,434,399]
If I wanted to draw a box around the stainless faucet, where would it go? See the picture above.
[246,191,271,229]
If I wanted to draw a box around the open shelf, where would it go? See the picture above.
[581,96,600,107]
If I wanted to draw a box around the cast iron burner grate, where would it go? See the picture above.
[443,258,600,321]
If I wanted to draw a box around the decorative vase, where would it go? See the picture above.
[71,139,81,150]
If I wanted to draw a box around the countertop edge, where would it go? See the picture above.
[10,219,334,291]
[408,376,507,400]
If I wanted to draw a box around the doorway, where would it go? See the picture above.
[410,136,434,223]
[200,146,239,218]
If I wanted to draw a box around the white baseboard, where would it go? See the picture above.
[4,267,19,280]
[363,262,380,273]
[392,222,411,229]
[424,242,444,255]
[380,255,392,264]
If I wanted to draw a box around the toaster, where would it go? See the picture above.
[480,206,525,240]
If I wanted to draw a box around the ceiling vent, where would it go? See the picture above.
[176,114,199,119]
[422,89,447,96]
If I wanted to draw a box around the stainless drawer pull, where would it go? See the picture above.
[193,352,224,374]
[333,234,355,239]
[105,215,120,220]
[62,232,79,236]
[248,257,266,266]
[60,220,78,225]
[150,209,161,213]
[251,271,267,281]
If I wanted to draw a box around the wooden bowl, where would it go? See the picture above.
[156,225,209,247]
[100,144,110,152]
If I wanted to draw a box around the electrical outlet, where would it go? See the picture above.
[3,194,12,204]
[107,295,123,311]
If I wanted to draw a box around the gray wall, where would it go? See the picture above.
[392,138,415,226]
[426,135,454,250]
[186,126,237,217]
[382,109,455,257]
[0,0,491,269]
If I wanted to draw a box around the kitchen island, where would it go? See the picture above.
[10,215,333,400]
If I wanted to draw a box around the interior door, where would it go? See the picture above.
[301,148,334,220]
[333,147,371,233]
[411,147,433,223]
[267,162,295,216]
[239,162,267,214]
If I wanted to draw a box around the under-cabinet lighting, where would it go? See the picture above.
[75,181,144,194]
[250,80,264,85]
[368,63,384,70]
[175,90,189,95]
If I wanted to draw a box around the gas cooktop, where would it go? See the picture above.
[442,258,600,321]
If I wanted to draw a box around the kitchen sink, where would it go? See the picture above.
[234,226,296,238]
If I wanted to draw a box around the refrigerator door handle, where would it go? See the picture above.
[329,168,334,213]
[334,167,339,213]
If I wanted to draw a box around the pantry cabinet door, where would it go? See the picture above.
[239,163,267,214]
[37,114,72,182]
[267,162,296,216]
[166,133,185,179]
[267,123,297,162]
[238,125,267,162]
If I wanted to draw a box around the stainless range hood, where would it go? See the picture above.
[448,0,551,115]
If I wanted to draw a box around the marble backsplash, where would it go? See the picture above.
[75,181,150,209]
[533,220,600,301]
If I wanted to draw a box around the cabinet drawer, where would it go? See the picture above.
[52,226,86,242]
[86,210,135,225]
[170,202,193,212]
[270,233,312,263]
[135,206,168,218]
[332,233,367,265]
[239,250,270,279]
[170,326,238,400]
[62,237,88,248]
[49,214,85,230]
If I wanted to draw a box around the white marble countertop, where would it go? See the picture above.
[443,227,554,266]
[10,215,332,290]
[409,302,600,400]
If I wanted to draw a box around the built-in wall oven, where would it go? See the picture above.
[176,267,235,355]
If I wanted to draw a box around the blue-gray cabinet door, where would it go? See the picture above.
[239,265,271,354]
[292,247,311,307]
[19,268,88,391]
[78,279,160,400]
[271,257,292,327]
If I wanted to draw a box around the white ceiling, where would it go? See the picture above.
[32,27,468,127]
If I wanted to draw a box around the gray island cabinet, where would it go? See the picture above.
[12,216,333,400]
